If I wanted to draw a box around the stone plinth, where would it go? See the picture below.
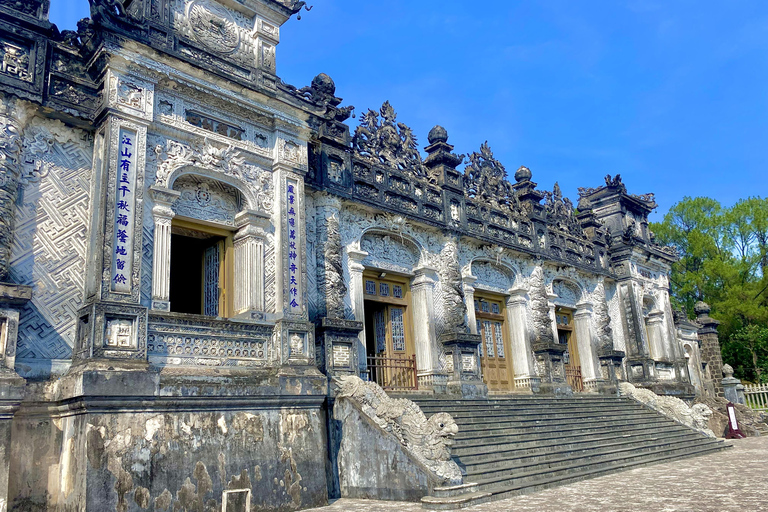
[440,331,487,398]
[533,342,571,396]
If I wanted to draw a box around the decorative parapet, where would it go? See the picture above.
[336,376,463,485]
[619,382,715,438]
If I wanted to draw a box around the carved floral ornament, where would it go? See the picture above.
[352,101,439,184]
[463,141,515,210]
[150,137,273,212]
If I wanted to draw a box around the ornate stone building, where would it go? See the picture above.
[0,0,717,510]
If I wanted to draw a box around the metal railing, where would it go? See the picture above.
[744,383,768,411]
[566,365,584,392]
[366,354,418,390]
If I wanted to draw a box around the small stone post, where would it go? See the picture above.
[721,364,745,405]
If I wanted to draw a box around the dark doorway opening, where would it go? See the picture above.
[169,231,223,315]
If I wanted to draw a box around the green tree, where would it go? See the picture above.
[651,196,768,382]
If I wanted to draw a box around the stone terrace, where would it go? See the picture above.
[307,436,767,512]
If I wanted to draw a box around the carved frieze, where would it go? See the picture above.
[149,136,273,213]
[171,174,241,226]
[0,37,31,82]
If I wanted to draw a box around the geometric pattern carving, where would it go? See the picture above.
[147,313,272,368]
[10,128,92,360]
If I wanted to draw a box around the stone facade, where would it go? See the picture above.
[0,1,707,509]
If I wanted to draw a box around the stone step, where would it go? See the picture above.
[480,442,729,502]
[455,414,673,434]
[454,425,696,463]
[424,407,651,424]
[463,433,711,479]
[453,421,685,452]
[416,396,729,509]
[473,437,726,489]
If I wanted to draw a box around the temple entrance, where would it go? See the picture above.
[476,293,514,392]
[363,271,417,389]
[169,221,233,317]
[557,307,584,391]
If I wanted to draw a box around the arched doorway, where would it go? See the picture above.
[168,175,244,317]
[470,260,517,393]
[475,291,514,392]
[552,280,584,391]
[359,232,421,390]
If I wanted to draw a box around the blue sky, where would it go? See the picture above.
[51,1,768,222]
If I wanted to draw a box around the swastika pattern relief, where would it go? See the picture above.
[10,121,92,360]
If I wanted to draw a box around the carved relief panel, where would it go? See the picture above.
[107,70,154,121]
[171,174,243,227]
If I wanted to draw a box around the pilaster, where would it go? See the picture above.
[573,301,601,390]
[148,186,180,312]
[506,288,536,391]
[233,210,270,318]
[347,248,369,374]
[412,266,442,388]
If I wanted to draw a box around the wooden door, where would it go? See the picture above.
[476,296,514,392]
[557,309,583,391]
[363,273,416,389]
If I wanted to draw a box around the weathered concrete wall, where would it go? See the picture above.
[333,398,439,502]
[8,368,331,511]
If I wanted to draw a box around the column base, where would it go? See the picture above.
[150,299,170,311]
[513,375,539,394]
[416,370,448,392]
[0,369,24,512]
[445,379,488,399]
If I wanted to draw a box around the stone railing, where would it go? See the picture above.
[335,375,463,485]
[619,382,715,437]
[147,313,273,368]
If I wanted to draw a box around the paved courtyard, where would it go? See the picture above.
[306,436,768,512]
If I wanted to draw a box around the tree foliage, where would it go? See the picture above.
[650,196,768,383]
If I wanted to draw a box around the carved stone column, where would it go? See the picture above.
[0,95,25,282]
[645,309,665,357]
[233,210,270,317]
[463,276,478,335]
[506,288,536,391]
[573,301,601,389]
[347,248,369,376]
[148,186,179,311]
[315,195,363,377]
[530,266,569,395]
[412,266,442,388]
[437,238,485,398]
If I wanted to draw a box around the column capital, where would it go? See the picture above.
[347,248,368,272]
[148,185,180,206]
[462,275,477,296]
[414,265,438,282]
[574,301,594,317]
[506,287,528,306]
[235,209,271,238]
[646,309,665,324]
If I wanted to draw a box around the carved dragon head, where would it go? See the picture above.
[427,412,459,447]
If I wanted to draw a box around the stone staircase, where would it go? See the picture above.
[414,395,730,509]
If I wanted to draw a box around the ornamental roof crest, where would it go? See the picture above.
[544,182,583,236]
[352,101,426,174]
[463,141,515,210]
